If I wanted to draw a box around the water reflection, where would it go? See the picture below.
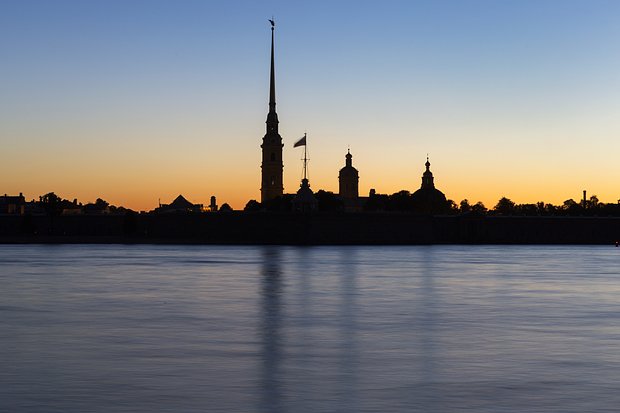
[259,247,363,412]
[417,246,439,412]
[293,246,313,412]
[3,245,620,412]
[259,247,283,413]
[337,247,359,412]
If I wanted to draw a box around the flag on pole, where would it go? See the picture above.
[293,135,307,147]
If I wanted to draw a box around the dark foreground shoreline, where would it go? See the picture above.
[1,212,619,245]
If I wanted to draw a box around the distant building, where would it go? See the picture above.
[209,196,218,212]
[0,193,25,215]
[338,150,359,199]
[261,21,284,203]
[154,195,203,214]
[337,150,367,212]
[60,199,83,215]
[411,157,448,214]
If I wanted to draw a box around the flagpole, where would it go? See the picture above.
[303,133,308,181]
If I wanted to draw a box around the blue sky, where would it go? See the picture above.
[2,1,620,209]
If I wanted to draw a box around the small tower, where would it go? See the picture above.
[261,20,284,203]
[421,156,435,189]
[411,156,448,214]
[338,149,359,199]
[209,196,218,212]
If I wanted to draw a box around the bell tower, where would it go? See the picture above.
[421,156,435,189]
[261,20,284,203]
[338,149,359,199]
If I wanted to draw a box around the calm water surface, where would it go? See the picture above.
[1,245,620,412]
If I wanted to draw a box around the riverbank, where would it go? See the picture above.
[1,213,619,245]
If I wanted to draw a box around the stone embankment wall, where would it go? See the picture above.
[0,213,619,244]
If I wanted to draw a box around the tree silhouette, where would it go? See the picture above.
[586,195,599,210]
[387,190,414,211]
[446,199,459,214]
[219,203,233,212]
[562,199,582,216]
[244,200,261,212]
[315,190,344,212]
[472,201,487,214]
[39,192,62,235]
[95,198,109,208]
[40,192,61,216]
[460,199,472,213]
[493,197,516,215]
[517,203,538,216]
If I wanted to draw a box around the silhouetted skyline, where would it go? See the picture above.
[2,1,620,210]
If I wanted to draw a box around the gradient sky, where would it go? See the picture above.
[2,0,620,210]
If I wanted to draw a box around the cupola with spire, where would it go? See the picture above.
[421,156,435,189]
[339,149,359,199]
[411,156,448,214]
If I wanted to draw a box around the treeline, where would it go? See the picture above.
[468,195,620,217]
[36,192,132,215]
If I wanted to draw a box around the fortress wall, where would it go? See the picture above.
[0,213,619,245]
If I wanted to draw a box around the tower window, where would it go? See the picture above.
[271,176,275,185]
[271,152,276,161]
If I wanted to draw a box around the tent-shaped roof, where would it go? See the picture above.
[169,195,194,209]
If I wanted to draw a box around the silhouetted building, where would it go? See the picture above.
[411,157,448,214]
[338,150,359,199]
[0,193,25,215]
[154,195,203,214]
[209,196,218,212]
[261,21,284,203]
[60,199,83,215]
[292,178,318,212]
[292,134,317,212]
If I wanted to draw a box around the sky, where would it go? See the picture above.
[1,0,620,210]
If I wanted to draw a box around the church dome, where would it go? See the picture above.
[339,150,358,175]
[411,158,448,214]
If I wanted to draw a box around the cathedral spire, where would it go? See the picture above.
[266,19,278,131]
[261,19,284,203]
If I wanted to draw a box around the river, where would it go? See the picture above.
[1,245,619,412]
